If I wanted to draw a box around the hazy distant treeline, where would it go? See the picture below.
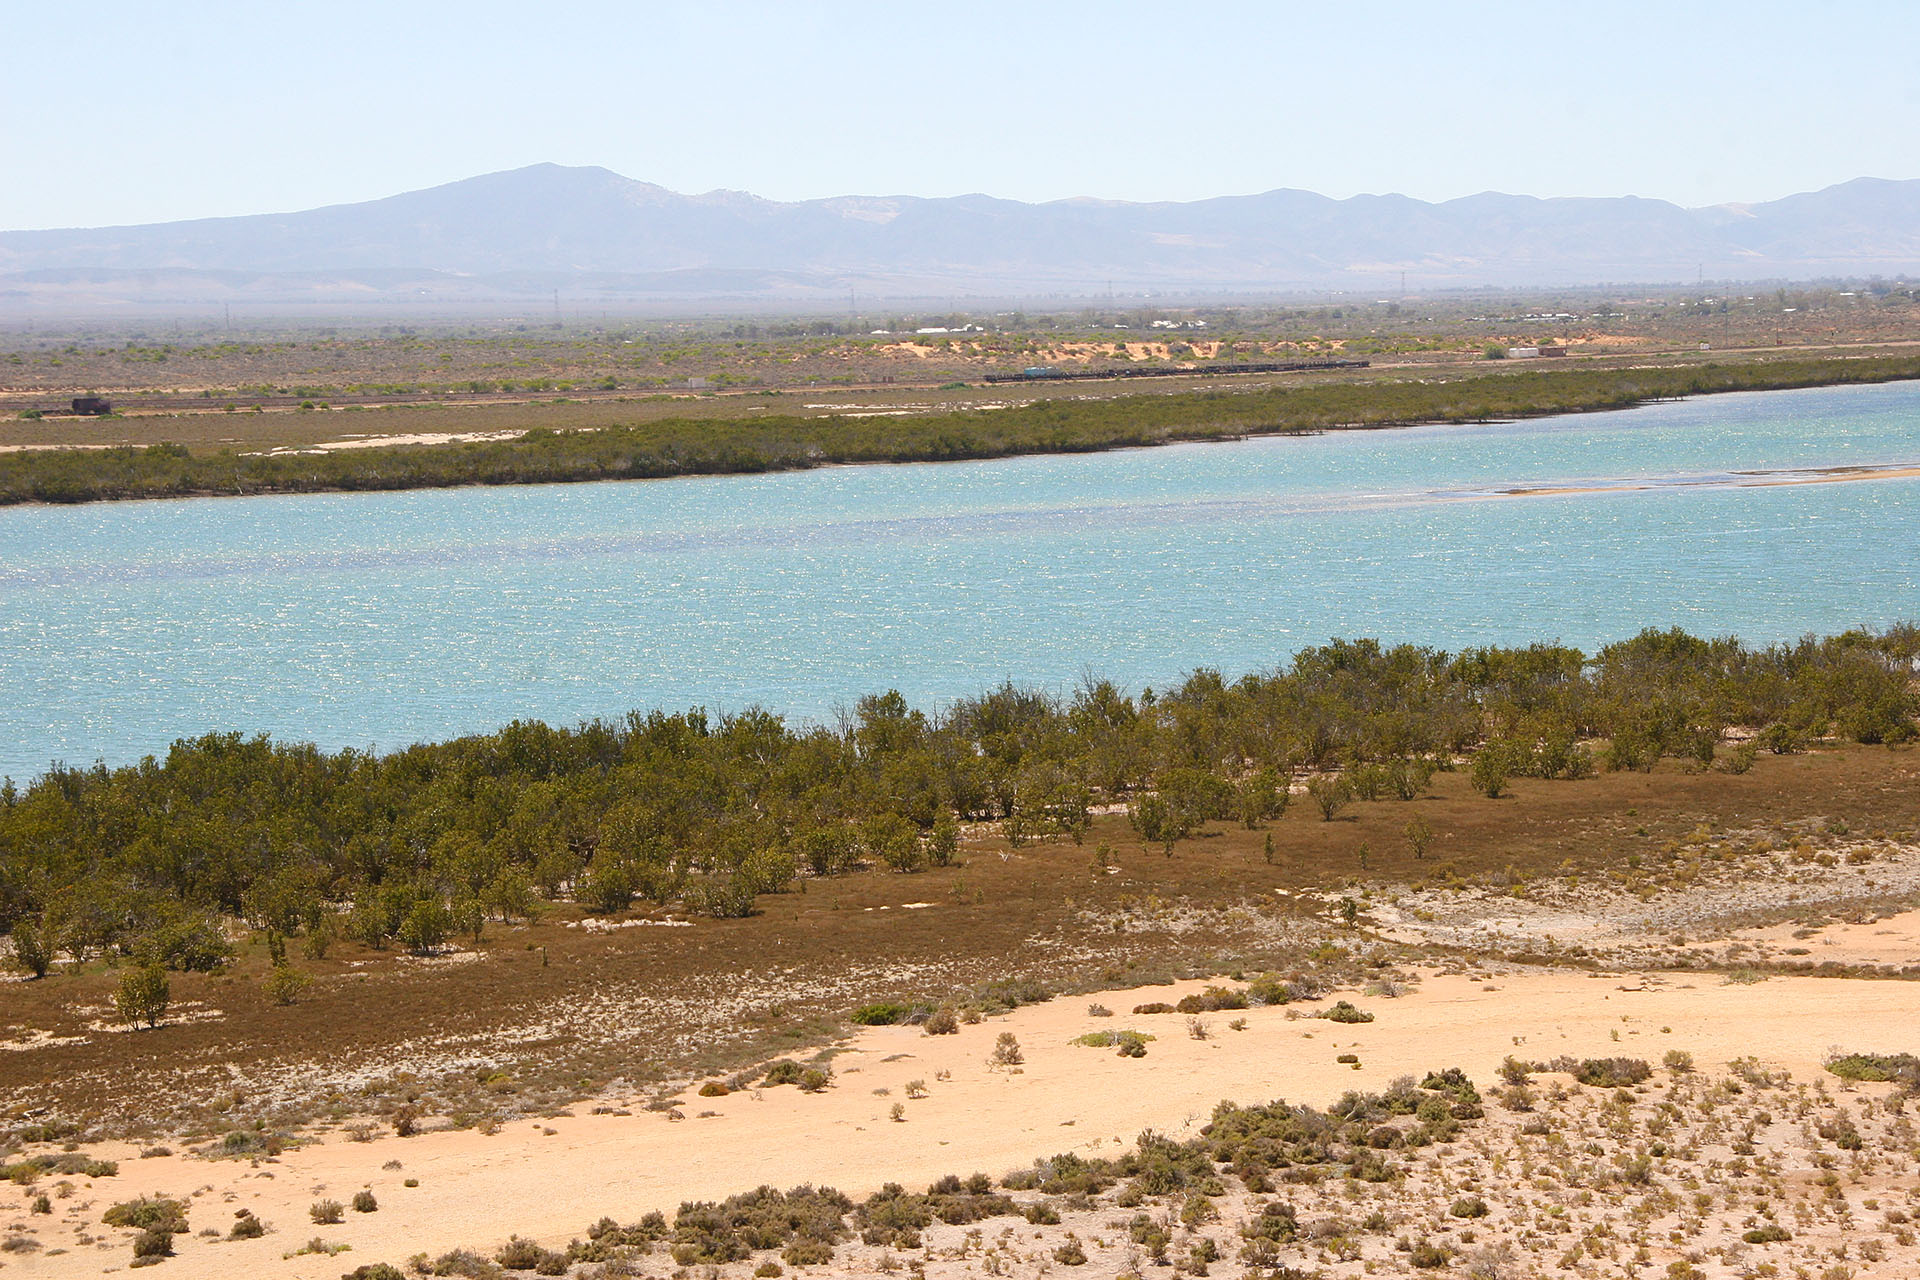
[2,625,1914,972]
[6,354,1920,505]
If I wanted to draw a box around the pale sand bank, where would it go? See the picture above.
[1497,461,1920,498]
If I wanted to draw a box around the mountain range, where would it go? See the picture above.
[4,164,1919,310]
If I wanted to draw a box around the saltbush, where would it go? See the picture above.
[105,1197,188,1233]
[1573,1057,1651,1087]
[850,1003,915,1026]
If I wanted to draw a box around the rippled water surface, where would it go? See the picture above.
[3,381,1918,779]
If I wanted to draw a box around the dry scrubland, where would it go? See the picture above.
[5,746,1920,1278]
[5,282,1919,409]
[4,284,1920,461]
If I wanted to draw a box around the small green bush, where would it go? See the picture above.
[263,963,313,1006]
[134,908,234,972]
[1074,1029,1153,1055]
[1825,1052,1920,1084]
[104,1197,188,1233]
[1245,974,1293,1005]
[782,1238,834,1266]
[132,1228,174,1258]
[1573,1057,1651,1087]
[343,1266,409,1280]
[495,1236,568,1273]
[425,1247,504,1277]
[763,1060,806,1086]
[1469,745,1511,799]
[975,977,1050,1010]
[850,1002,914,1026]
[1320,1001,1373,1024]
[398,897,453,952]
[1742,1224,1791,1244]
[310,1198,345,1225]
[9,921,51,978]
[115,965,171,1029]
[1175,985,1247,1014]
[675,1185,851,1263]
[351,1190,378,1213]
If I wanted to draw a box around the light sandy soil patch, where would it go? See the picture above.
[1373,838,1920,970]
[10,959,1920,1278]
[1731,909,1920,967]
[251,429,529,455]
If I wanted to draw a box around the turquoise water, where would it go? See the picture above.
[2,381,1918,781]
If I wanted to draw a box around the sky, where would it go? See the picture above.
[5,0,1919,231]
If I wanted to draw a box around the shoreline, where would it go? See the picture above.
[4,354,1920,508]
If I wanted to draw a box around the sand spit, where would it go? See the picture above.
[1495,461,1920,498]
[10,943,1920,1278]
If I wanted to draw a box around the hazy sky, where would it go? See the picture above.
[6,0,1918,230]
